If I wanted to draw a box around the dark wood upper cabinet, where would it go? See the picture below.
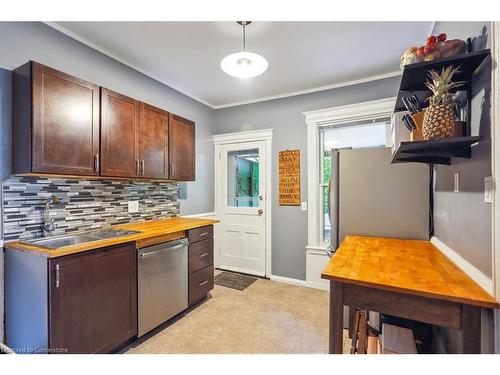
[12,62,196,181]
[49,242,137,354]
[139,103,169,179]
[100,88,140,178]
[12,61,100,176]
[169,114,195,181]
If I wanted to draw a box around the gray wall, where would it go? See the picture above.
[0,21,215,216]
[0,67,11,343]
[214,76,400,279]
[431,21,495,354]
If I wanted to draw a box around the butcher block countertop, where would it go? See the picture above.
[5,217,218,258]
[321,235,499,309]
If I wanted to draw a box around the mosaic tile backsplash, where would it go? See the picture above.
[2,176,180,241]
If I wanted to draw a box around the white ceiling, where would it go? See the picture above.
[49,21,434,108]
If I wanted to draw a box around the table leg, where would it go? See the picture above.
[461,304,481,354]
[329,281,344,354]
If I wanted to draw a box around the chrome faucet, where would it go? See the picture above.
[43,196,60,236]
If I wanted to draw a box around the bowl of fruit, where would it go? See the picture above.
[400,33,467,69]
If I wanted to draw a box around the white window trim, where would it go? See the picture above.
[303,97,396,251]
[213,128,274,278]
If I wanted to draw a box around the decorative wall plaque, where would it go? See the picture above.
[278,149,300,206]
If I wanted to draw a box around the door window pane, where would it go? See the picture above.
[227,149,259,207]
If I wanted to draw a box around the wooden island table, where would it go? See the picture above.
[321,235,499,354]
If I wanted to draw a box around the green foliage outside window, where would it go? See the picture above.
[236,158,259,206]
[323,155,331,214]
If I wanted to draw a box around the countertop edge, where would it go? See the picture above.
[321,272,500,309]
[4,217,219,259]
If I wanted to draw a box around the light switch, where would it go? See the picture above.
[484,176,493,204]
[128,200,139,213]
[454,173,460,193]
[301,202,308,211]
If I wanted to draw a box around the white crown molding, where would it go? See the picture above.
[431,236,494,296]
[303,96,396,125]
[213,128,274,144]
[43,21,216,108]
[43,22,402,111]
[214,71,401,109]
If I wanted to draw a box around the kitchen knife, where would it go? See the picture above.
[402,114,414,131]
[402,97,416,114]
[410,95,422,112]
[403,114,417,131]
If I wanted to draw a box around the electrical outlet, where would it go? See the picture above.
[454,173,460,193]
[484,176,493,204]
[128,200,139,213]
[301,202,307,211]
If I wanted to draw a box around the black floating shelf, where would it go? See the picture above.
[395,49,490,112]
[391,136,482,165]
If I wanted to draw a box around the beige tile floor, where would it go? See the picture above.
[125,271,350,354]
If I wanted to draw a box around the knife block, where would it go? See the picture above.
[411,111,425,141]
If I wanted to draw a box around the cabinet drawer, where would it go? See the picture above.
[189,265,214,306]
[188,225,213,243]
[189,238,213,274]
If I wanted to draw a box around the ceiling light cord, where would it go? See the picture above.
[243,23,246,52]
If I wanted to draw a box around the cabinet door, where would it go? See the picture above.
[32,63,100,175]
[169,114,195,181]
[139,103,168,179]
[100,88,140,178]
[49,243,137,354]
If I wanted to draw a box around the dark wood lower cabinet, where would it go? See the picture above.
[48,242,137,354]
[187,226,214,306]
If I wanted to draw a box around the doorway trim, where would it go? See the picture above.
[213,128,274,278]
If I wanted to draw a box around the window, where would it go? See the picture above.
[227,149,260,207]
[319,118,390,245]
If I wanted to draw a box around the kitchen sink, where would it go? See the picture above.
[24,228,141,250]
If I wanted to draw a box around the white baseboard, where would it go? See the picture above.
[182,212,216,219]
[431,236,494,295]
[270,274,329,291]
[270,274,306,287]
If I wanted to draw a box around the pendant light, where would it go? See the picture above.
[220,21,268,78]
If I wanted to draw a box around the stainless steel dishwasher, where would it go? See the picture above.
[137,238,188,337]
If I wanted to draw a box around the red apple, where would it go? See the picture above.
[437,33,447,42]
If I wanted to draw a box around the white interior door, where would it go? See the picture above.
[219,141,267,276]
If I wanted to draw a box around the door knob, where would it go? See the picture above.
[258,209,263,216]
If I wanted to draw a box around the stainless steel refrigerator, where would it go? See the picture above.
[328,147,430,255]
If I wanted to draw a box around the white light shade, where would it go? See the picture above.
[220,51,268,78]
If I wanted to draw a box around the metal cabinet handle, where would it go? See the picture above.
[140,243,186,258]
[199,280,209,286]
[199,252,209,258]
[199,232,208,237]
[140,160,145,176]
[94,154,100,174]
[136,160,140,176]
[55,264,60,288]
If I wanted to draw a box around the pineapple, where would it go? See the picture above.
[422,66,463,140]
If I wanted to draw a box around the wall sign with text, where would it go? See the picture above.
[278,149,300,206]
